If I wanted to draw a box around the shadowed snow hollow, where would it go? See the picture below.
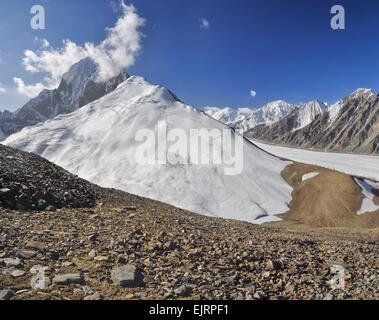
[4,76,293,223]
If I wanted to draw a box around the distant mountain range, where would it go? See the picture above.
[204,100,297,132]
[204,89,378,154]
[245,89,378,154]
[0,57,128,140]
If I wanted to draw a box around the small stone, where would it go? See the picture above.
[175,285,192,297]
[31,272,51,290]
[53,273,83,285]
[16,289,30,294]
[82,286,94,295]
[88,233,98,242]
[2,269,13,277]
[0,290,13,300]
[111,264,143,287]
[135,292,148,298]
[17,249,36,259]
[3,257,22,267]
[30,265,49,274]
[11,269,26,278]
[84,292,103,300]
[26,241,46,251]
[88,250,96,258]
[63,261,75,267]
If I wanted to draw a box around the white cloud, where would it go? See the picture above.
[13,78,47,99]
[250,90,257,97]
[14,1,145,98]
[200,18,210,30]
[34,37,50,48]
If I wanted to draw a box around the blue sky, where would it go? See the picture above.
[1,0,379,111]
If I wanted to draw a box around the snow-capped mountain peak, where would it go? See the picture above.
[295,100,327,130]
[0,58,129,140]
[300,100,327,110]
[61,57,97,86]
[347,88,374,101]
[204,100,297,132]
[203,106,242,125]
[260,100,298,124]
[327,89,374,125]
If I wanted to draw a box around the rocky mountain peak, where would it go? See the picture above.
[61,57,97,85]
[300,100,327,110]
[0,58,129,140]
[346,88,374,101]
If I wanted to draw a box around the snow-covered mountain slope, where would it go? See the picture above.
[4,76,293,224]
[204,100,297,132]
[326,100,343,125]
[0,58,128,139]
[295,100,327,130]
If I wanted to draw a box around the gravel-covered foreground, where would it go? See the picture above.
[0,188,378,300]
[0,143,378,300]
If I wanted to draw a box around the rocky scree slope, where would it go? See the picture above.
[0,144,102,210]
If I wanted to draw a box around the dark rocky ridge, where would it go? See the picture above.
[0,144,102,211]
